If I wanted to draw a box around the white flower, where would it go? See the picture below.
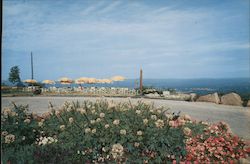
[37,136,57,146]
[5,134,15,144]
[137,131,143,136]
[151,115,157,120]
[157,109,162,114]
[120,129,126,135]
[38,122,43,127]
[24,119,31,124]
[66,106,73,112]
[55,110,60,116]
[143,119,148,124]
[77,108,86,114]
[22,136,26,140]
[1,131,8,136]
[113,119,120,125]
[183,127,192,136]
[99,113,105,118]
[85,128,91,133]
[165,113,173,120]
[135,110,141,115]
[91,110,96,114]
[155,119,164,128]
[60,125,65,131]
[111,143,124,159]
[92,129,96,134]
[102,147,107,152]
[69,117,74,123]
[109,102,116,109]
[105,124,110,129]
[134,142,140,147]
[96,118,101,122]
[90,120,96,124]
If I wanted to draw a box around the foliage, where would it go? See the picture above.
[1,100,249,163]
[8,66,21,84]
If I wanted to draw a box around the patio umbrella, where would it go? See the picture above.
[58,77,73,89]
[111,76,125,81]
[76,77,98,84]
[87,78,98,84]
[42,80,55,89]
[42,80,55,85]
[59,77,73,84]
[24,79,37,84]
[97,79,113,84]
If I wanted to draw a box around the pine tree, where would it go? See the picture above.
[8,66,21,84]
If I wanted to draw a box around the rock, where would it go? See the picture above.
[247,100,250,107]
[143,89,158,94]
[190,93,198,102]
[163,91,170,96]
[197,92,220,104]
[163,93,191,101]
[221,93,243,106]
[145,93,160,98]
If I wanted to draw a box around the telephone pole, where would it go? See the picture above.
[140,68,143,95]
[31,52,34,79]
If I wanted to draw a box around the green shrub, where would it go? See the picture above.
[1,100,248,163]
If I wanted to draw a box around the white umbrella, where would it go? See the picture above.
[111,76,125,81]
[42,80,55,84]
[24,79,37,84]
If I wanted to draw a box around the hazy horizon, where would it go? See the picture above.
[2,0,250,81]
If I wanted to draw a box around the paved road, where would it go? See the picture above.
[2,96,250,140]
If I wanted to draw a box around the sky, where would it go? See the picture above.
[2,0,250,81]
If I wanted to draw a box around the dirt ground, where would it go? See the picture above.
[2,96,250,140]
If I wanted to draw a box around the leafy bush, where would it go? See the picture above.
[1,100,249,163]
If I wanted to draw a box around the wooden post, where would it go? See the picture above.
[31,52,34,93]
[140,68,143,95]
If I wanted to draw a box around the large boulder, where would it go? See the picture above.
[197,92,220,104]
[163,91,170,96]
[221,93,243,106]
[144,93,160,98]
[247,100,250,107]
[190,93,198,102]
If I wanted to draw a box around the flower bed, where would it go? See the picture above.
[1,100,250,163]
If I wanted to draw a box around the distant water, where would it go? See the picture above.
[2,78,250,95]
[53,78,250,95]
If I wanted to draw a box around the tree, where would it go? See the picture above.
[8,66,21,84]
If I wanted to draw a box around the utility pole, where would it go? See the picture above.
[140,68,143,95]
[31,52,34,79]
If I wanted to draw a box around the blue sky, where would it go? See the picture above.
[2,0,250,81]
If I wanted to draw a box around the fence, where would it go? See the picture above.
[37,87,139,96]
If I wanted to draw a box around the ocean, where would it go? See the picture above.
[53,78,250,95]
